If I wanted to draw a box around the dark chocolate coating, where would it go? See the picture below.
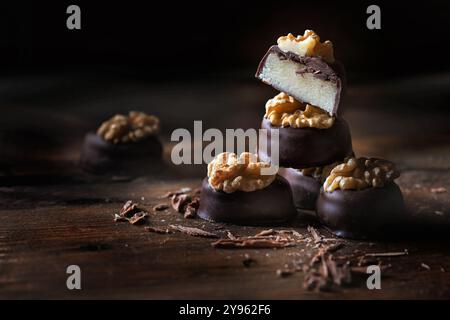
[316,182,406,239]
[198,176,297,226]
[255,45,346,115]
[80,132,163,173]
[259,117,353,168]
[278,168,321,210]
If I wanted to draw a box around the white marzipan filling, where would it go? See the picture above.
[259,53,337,114]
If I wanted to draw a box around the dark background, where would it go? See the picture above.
[2,1,450,82]
[1,0,450,171]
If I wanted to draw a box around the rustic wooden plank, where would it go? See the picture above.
[1,78,450,299]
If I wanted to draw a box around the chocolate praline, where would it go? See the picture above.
[316,182,406,239]
[80,132,163,173]
[278,168,321,210]
[198,176,297,226]
[259,117,353,168]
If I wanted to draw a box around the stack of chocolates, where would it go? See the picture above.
[255,30,406,238]
[256,30,352,210]
[199,30,406,239]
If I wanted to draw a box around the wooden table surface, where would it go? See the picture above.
[1,73,450,299]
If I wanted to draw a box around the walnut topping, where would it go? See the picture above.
[97,111,160,144]
[207,152,276,193]
[277,30,335,64]
[323,157,400,193]
[265,93,334,129]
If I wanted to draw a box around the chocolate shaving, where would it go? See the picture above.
[325,256,352,286]
[120,200,140,217]
[171,194,191,212]
[145,226,172,234]
[310,243,345,266]
[254,229,303,239]
[226,230,237,240]
[169,225,218,238]
[357,255,379,267]
[128,212,148,225]
[255,229,276,237]
[211,238,295,249]
[171,194,200,219]
[307,226,323,244]
[304,253,352,291]
[184,198,199,219]
[303,272,330,291]
[351,265,390,274]
[364,250,408,257]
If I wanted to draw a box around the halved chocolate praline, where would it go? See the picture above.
[278,168,321,210]
[259,117,353,168]
[198,176,297,226]
[80,132,163,173]
[316,182,406,239]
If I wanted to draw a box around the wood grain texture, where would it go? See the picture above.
[1,76,450,299]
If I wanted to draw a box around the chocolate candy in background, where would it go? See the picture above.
[198,176,297,226]
[278,167,321,211]
[256,45,346,115]
[79,132,163,174]
[316,182,407,239]
[259,117,353,168]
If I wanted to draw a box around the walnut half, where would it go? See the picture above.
[97,111,160,144]
[207,152,276,193]
[277,30,335,64]
[323,157,400,193]
[265,93,334,129]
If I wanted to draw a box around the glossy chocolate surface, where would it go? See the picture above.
[80,132,163,173]
[278,168,321,210]
[316,182,406,239]
[259,117,353,168]
[198,176,297,226]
